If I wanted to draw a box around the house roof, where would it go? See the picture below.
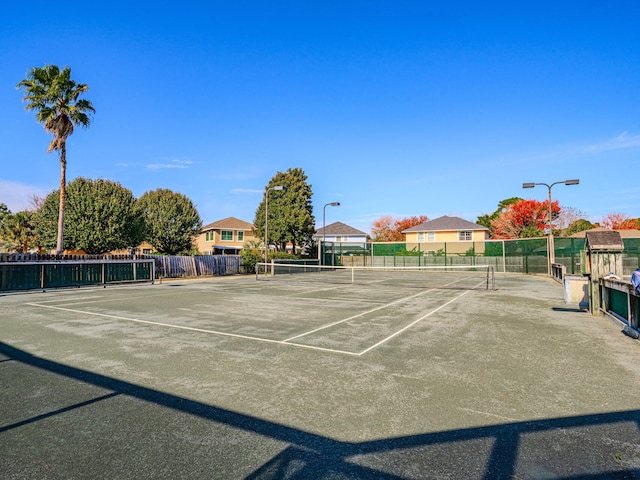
[202,217,254,231]
[567,227,640,239]
[403,215,489,233]
[585,230,624,251]
[314,221,367,236]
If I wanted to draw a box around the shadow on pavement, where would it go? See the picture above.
[2,341,640,479]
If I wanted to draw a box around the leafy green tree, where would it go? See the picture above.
[17,65,95,254]
[0,204,11,252]
[253,168,315,253]
[34,178,144,254]
[2,211,38,253]
[138,189,202,255]
[562,219,594,237]
[0,203,10,231]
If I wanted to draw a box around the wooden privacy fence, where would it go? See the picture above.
[154,255,243,278]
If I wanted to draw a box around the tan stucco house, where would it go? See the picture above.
[403,215,490,254]
[196,217,255,255]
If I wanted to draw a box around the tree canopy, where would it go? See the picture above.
[34,177,144,254]
[0,203,9,230]
[253,168,315,253]
[371,215,428,242]
[600,213,640,230]
[17,65,94,254]
[562,219,594,237]
[477,197,522,236]
[138,188,202,255]
[491,199,560,239]
[2,210,38,253]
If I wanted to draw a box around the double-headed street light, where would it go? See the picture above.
[264,185,287,264]
[322,202,340,264]
[522,179,579,272]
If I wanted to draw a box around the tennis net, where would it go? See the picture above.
[255,262,496,290]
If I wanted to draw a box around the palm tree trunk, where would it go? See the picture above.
[56,143,66,255]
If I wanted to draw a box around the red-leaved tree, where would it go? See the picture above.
[491,199,560,239]
[371,215,428,241]
[601,213,640,230]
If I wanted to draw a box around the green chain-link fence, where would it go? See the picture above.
[321,237,640,276]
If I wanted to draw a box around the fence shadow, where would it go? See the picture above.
[2,341,639,479]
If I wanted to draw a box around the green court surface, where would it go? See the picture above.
[2,273,640,479]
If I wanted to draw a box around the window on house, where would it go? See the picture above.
[417,233,425,242]
[142,248,152,255]
[237,231,244,242]
[459,231,472,241]
[221,230,233,241]
[427,232,435,242]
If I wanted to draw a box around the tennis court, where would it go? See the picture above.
[2,270,640,478]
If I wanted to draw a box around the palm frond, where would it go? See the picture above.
[17,64,94,153]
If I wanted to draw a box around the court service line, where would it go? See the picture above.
[281,277,466,343]
[25,302,359,356]
[357,281,484,355]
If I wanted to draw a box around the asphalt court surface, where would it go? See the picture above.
[2,273,640,479]
[18,271,489,355]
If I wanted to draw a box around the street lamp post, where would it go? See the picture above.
[522,179,579,273]
[264,185,287,265]
[322,202,340,265]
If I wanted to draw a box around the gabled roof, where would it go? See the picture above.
[403,215,488,233]
[202,217,254,231]
[585,230,624,251]
[314,221,367,236]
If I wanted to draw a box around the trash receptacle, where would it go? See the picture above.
[564,275,588,308]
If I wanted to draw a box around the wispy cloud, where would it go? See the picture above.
[500,130,640,169]
[584,131,640,153]
[146,159,193,171]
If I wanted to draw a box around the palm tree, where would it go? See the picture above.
[17,65,94,254]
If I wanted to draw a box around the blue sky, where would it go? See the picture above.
[1,2,639,234]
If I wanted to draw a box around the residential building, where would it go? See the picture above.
[403,215,490,254]
[196,217,255,255]
[313,221,368,243]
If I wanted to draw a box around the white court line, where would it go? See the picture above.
[357,289,474,355]
[282,277,467,343]
[25,302,360,356]
[25,277,483,357]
